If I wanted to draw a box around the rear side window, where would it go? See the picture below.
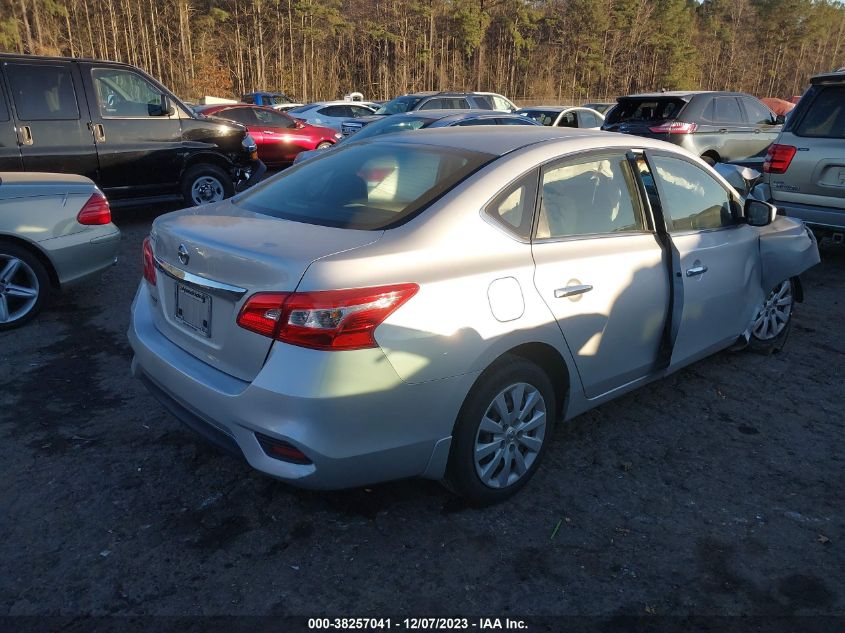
[452,117,496,127]
[537,154,644,239]
[236,142,494,230]
[497,117,534,126]
[650,155,737,231]
[518,110,556,126]
[318,105,347,117]
[796,86,845,139]
[5,63,79,120]
[605,98,685,123]
[579,111,598,127]
[709,97,744,124]
[485,172,538,239]
[471,95,495,109]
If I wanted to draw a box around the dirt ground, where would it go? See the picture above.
[1,207,843,623]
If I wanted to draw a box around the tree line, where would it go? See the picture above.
[1,0,843,104]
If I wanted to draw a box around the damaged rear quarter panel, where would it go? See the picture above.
[758,217,821,293]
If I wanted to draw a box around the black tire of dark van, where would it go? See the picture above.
[443,355,556,506]
[181,164,235,207]
[0,241,51,331]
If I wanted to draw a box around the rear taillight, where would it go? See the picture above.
[142,236,156,286]
[77,191,111,225]
[236,283,419,351]
[763,144,797,174]
[648,121,697,134]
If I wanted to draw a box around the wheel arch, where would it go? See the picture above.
[0,234,60,289]
[181,152,234,179]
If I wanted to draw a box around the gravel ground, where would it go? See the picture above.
[1,207,843,623]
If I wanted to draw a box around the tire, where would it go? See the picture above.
[700,153,719,166]
[0,241,50,331]
[181,164,234,207]
[444,355,556,505]
[748,278,795,355]
[316,141,333,150]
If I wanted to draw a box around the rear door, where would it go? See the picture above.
[773,84,845,214]
[699,96,752,163]
[80,63,183,200]
[2,59,98,179]
[0,71,21,171]
[531,150,669,399]
[643,152,762,366]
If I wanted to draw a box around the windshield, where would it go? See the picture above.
[236,142,494,230]
[517,110,559,126]
[375,97,423,115]
[605,98,686,124]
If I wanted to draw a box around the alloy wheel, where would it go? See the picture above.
[0,254,40,325]
[474,382,547,489]
[752,280,793,341]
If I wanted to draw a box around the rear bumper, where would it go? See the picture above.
[38,225,120,287]
[756,184,845,232]
[127,286,472,489]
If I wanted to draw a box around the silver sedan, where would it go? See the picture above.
[0,173,120,329]
[129,128,819,503]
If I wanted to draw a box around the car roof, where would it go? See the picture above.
[300,100,376,107]
[811,71,845,84]
[360,126,678,156]
[622,91,745,99]
[516,106,575,112]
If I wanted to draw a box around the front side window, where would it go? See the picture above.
[350,105,374,117]
[419,98,449,111]
[796,86,845,139]
[254,108,295,128]
[579,111,598,128]
[558,112,577,128]
[741,97,775,125]
[518,110,555,126]
[5,63,79,120]
[236,142,494,230]
[353,116,429,140]
[375,97,421,115]
[92,68,164,117]
[650,155,737,232]
[537,154,644,239]
[492,95,514,111]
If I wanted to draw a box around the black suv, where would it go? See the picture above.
[0,54,264,207]
[602,91,782,167]
[341,91,517,136]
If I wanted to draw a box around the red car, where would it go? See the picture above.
[196,104,339,167]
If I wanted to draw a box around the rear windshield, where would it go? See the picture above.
[605,98,686,124]
[375,96,423,115]
[795,86,845,139]
[235,142,495,230]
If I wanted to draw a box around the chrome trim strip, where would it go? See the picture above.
[154,257,247,300]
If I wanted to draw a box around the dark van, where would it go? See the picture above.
[0,54,264,207]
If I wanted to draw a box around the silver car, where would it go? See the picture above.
[0,172,120,329]
[287,101,378,131]
[128,128,819,503]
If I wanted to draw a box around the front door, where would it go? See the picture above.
[644,152,763,366]
[531,151,670,399]
[80,63,183,200]
[2,60,98,179]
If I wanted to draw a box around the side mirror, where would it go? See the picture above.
[294,118,306,129]
[745,199,778,226]
[775,114,786,125]
[154,94,176,117]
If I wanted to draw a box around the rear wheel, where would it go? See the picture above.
[749,279,794,354]
[444,356,555,505]
[316,141,333,150]
[0,242,50,331]
[181,164,234,207]
[700,152,720,166]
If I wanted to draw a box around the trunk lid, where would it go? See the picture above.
[148,199,382,381]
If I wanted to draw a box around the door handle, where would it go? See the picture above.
[262,130,275,134]
[554,284,593,298]
[686,265,708,277]
[718,128,728,134]
[19,125,33,146]
[92,123,106,142]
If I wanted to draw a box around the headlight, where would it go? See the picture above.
[242,134,257,153]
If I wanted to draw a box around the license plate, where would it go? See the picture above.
[175,283,212,337]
